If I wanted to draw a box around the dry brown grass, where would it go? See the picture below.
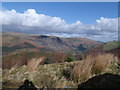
[72,53,116,83]
[2,52,42,69]
[27,57,45,71]
[2,52,45,71]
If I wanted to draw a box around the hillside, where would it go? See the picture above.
[2,32,120,70]
[2,53,120,89]
[85,41,120,57]
[2,32,120,89]
[2,32,102,55]
[2,61,80,88]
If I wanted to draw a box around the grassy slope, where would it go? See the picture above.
[85,41,120,56]
[2,61,79,88]
[2,57,120,88]
[103,41,120,51]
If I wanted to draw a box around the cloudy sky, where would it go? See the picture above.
[1,2,118,42]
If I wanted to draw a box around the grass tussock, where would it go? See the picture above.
[2,52,43,69]
[27,57,45,71]
[72,53,116,83]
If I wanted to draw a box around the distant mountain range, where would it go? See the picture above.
[2,31,102,55]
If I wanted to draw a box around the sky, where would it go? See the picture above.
[1,2,118,42]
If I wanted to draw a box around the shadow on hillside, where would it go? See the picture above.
[78,73,120,89]
[18,79,37,90]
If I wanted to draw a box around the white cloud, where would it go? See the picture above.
[1,9,118,42]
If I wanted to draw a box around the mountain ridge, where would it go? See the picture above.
[2,31,102,55]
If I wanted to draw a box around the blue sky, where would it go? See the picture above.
[1,2,118,42]
[2,2,118,24]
